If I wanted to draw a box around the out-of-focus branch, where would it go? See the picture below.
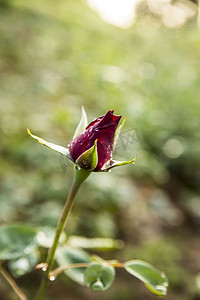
[0,265,28,300]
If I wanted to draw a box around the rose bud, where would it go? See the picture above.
[68,110,121,171]
[27,107,136,172]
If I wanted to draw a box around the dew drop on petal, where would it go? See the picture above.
[75,164,81,170]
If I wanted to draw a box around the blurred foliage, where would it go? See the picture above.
[0,0,200,299]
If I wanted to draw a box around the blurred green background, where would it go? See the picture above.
[1,0,200,299]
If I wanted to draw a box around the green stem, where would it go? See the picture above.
[34,168,91,300]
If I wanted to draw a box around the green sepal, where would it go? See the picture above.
[102,156,137,172]
[113,117,126,149]
[75,140,98,171]
[73,106,88,140]
[124,260,168,296]
[27,128,72,159]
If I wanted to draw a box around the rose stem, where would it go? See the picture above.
[34,168,91,300]
[0,265,28,300]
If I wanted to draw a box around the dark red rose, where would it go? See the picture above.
[28,109,135,173]
[68,110,121,171]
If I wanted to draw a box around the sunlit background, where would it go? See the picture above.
[0,0,200,299]
[87,0,140,28]
[87,0,196,28]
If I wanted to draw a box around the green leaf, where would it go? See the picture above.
[36,226,66,248]
[55,246,91,285]
[67,236,124,250]
[8,251,39,277]
[84,263,115,292]
[27,128,71,158]
[73,106,88,140]
[0,224,38,260]
[75,139,98,170]
[124,260,168,296]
